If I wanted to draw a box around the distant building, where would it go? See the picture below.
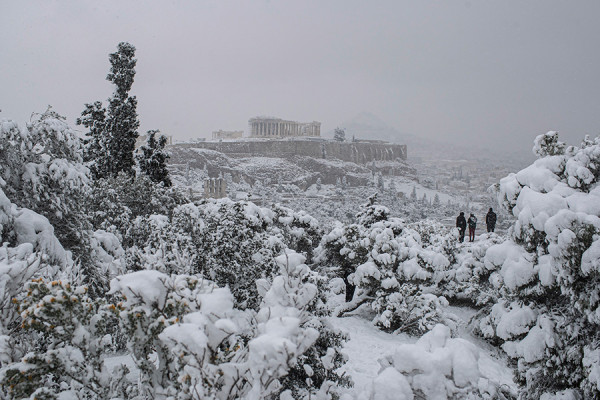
[204,178,227,199]
[212,130,243,140]
[249,117,321,138]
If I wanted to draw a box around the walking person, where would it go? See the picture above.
[456,212,467,243]
[468,213,477,242]
[486,208,497,233]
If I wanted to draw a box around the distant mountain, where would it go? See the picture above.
[327,112,417,145]
[328,112,533,167]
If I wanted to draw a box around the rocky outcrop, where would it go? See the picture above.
[170,139,406,164]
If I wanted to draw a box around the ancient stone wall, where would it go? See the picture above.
[172,140,406,164]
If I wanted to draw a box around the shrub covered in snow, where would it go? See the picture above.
[107,251,347,400]
[433,231,506,306]
[0,111,90,259]
[318,198,452,335]
[267,252,351,399]
[87,172,187,242]
[127,199,323,310]
[271,203,323,264]
[480,132,600,398]
[0,184,69,367]
[0,250,349,400]
[0,280,125,399]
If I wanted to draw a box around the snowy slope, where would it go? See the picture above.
[332,305,517,397]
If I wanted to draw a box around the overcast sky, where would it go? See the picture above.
[1,0,599,153]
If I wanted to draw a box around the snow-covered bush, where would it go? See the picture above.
[87,172,187,243]
[433,231,505,306]
[362,324,517,399]
[122,199,324,310]
[0,186,66,368]
[271,203,322,264]
[105,250,348,400]
[318,198,450,335]
[160,199,285,309]
[267,252,351,399]
[0,111,90,258]
[0,280,126,399]
[481,132,600,398]
[124,213,196,275]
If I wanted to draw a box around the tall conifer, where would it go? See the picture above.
[77,42,139,178]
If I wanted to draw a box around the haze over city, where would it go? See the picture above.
[2,0,599,152]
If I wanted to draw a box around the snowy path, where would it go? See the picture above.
[331,313,417,392]
[331,305,517,395]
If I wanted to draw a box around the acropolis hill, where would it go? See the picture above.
[171,138,407,164]
[174,116,407,164]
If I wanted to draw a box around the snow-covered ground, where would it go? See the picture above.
[332,311,417,392]
[332,302,517,397]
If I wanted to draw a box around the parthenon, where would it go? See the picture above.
[249,117,321,138]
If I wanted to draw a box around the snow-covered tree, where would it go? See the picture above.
[479,132,600,398]
[0,280,127,399]
[0,110,91,261]
[77,101,108,178]
[333,127,345,142]
[106,252,348,400]
[136,130,171,186]
[318,196,451,334]
[87,173,187,243]
[410,186,417,201]
[77,42,140,178]
[105,42,139,177]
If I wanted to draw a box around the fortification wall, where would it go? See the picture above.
[172,140,406,164]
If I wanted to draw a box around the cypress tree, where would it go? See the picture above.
[105,42,139,177]
[77,42,139,178]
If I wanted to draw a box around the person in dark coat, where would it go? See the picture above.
[456,212,467,243]
[486,208,497,232]
[468,213,477,242]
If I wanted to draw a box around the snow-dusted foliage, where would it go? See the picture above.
[0,250,348,399]
[0,110,90,257]
[128,199,322,310]
[318,197,451,334]
[87,172,187,241]
[363,324,517,399]
[480,132,600,398]
[78,42,140,178]
[106,250,347,400]
[268,252,351,399]
[271,204,322,264]
[0,280,126,399]
[136,130,171,187]
[174,199,283,309]
[0,189,66,369]
[432,230,505,306]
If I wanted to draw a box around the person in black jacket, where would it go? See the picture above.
[486,208,497,232]
[468,213,477,242]
[456,212,467,243]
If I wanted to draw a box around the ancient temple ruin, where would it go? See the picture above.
[212,130,243,140]
[203,178,227,199]
[249,117,321,138]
